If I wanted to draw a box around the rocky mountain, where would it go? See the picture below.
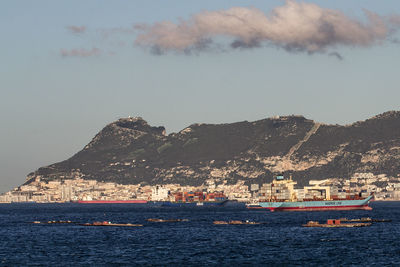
[25,111,400,187]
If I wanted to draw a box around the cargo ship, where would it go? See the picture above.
[161,191,228,207]
[257,175,373,212]
[160,200,229,207]
[259,196,373,212]
[76,200,148,204]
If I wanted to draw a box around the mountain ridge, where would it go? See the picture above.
[25,111,400,187]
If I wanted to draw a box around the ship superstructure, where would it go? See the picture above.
[161,191,228,207]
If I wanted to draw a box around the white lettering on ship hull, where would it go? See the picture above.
[325,202,343,205]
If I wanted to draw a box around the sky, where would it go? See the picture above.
[1,0,400,193]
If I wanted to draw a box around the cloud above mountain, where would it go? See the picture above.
[66,25,86,34]
[60,47,101,58]
[135,1,398,55]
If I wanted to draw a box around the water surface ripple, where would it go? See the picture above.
[0,202,399,266]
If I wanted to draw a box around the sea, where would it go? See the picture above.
[0,201,399,266]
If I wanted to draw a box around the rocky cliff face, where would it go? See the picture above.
[25,111,400,186]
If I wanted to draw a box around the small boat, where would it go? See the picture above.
[47,220,73,224]
[32,220,74,224]
[213,220,262,225]
[229,220,246,225]
[80,221,143,227]
[339,217,391,223]
[213,221,229,225]
[303,219,371,228]
[146,218,189,223]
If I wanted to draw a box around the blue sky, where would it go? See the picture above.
[1,0,399,193]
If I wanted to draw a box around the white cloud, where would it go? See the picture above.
[135,1,396,55]
[60,47,101,58]
[66,25,86,34]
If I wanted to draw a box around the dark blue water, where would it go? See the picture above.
[0,202,399,266]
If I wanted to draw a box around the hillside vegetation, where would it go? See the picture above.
[25,111,400,186]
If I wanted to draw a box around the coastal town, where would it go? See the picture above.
[1,172,400,203]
